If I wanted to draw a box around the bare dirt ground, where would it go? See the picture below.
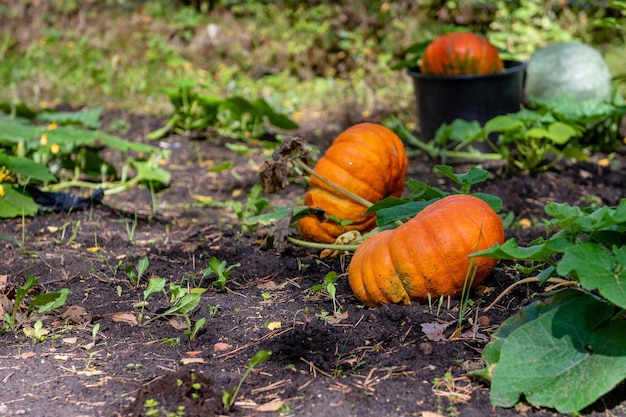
[2,111,626,417]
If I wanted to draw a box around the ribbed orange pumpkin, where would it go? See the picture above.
[421,32,504,76]
[298,123,407,243]
[348,194,504,307]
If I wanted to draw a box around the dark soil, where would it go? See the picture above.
[2,111,626,417]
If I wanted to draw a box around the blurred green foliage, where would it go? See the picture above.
[0,0,623,118]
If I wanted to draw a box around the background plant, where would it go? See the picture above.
[147,79,299,140]
[390,94,626,173]
[0,108,171,218]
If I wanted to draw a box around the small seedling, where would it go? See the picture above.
[222,350,271,412]
[184,317,206,343]
[202,257,241,292]
[134,277,166,322]
[427,293,445,317]
[84,323,101,349]
[126,363,143,372]
[123,211,138,244]
[143,398,160,417]
[24,320,49,342]
[306,271,341,314]
[125,256,149,288]
[1,274,71,334]
[207,304,221,319]
[162,337,180,347]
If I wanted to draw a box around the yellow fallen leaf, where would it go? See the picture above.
[192,194,213,203]
[23,326,49,338]
[266,321,282,330]
[86,246,101,253]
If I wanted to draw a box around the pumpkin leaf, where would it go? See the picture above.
[39,107,103,129]
[557,243,626,309]
[374,199,438,226]
[534,96,625,121]
[433,119,483,145]
[0,185,39,218]
[472,238,556,262]
[471,192,502,213]
[0,152,56,182]
[484,115,524,134]
[487,289,626,414]
[434,164,488,186]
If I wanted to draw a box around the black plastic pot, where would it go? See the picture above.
[407,60,527,141]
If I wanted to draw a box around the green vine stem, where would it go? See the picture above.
[287,236,360,252]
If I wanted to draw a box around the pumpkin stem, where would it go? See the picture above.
[287,236,359,251]
[484,276,577,312]
[293,158,374,208]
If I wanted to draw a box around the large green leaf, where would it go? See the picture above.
[558,243,626,309]
[0,153,56,182]
[0,185,38,218]
[472,238,560,262]
[0,114,41,143]
[39,107,103,129]
[251,98,299,130]
[489,289,626,413]
[534,96,625,121]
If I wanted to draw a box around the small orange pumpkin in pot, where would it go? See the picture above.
[421,32,504,76]
[348,194,504,307]
[298,123,407,244]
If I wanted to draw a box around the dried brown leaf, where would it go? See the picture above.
[61,305,92,324]
[181,357,207,365]
[420,321,454,342]
[258,136,316,194]
[257,399,284,412]
[325,311,348,325]
[259,159,291,193]
[111,312,138,326]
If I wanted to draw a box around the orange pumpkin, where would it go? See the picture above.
[348,194,504,307]
[298,123,407,243]
[421,32,504,76]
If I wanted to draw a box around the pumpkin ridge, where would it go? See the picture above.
[419,215,464,296]
[312,158,387,202]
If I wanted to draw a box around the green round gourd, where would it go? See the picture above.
[524,42,612,103]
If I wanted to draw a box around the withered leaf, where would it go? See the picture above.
[258,136,316,194]
[273,136,316,162]
[259,159,290,193]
